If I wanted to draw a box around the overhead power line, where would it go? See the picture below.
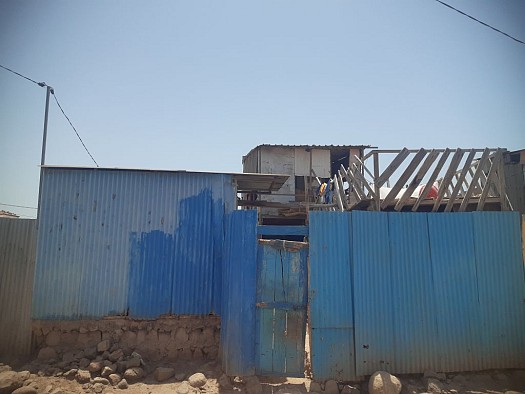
[433,0,525,45]
[52,93,99,167]
[0,63,100,167]
[0,202,38,210]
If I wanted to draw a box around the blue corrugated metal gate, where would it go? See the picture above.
[309,211,525,380]
[256,239,308,377]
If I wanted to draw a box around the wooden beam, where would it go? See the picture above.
[342,167,365,203]
[257,225,309,236]
[459,149,491,212]
[444,149,477,212]
[395,149,439,211]
[333,174,344,211]
[477,149,502,211]
[373,152,380,211]
[348,163,376,199]
[412,148,452,212]
[375,148,410,188]
[352,154,375,180]
[496,149,509,210]
[381,148,427,209]
[432,149,464,212]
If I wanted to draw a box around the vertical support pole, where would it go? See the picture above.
[373,152,380,211]
[37,86,52,225]
[307,149,312,223]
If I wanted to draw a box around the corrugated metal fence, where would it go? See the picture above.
[309,211,525,380]
[0,218,36,360]
[33,168,235,319]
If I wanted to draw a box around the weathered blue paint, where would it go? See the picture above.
[33,168,235,319]
[221,210,258,376]
[352,211,394,376]
[255,239,308,377]
[427,213,482,372]
[309,211,525,378]
[128,231,174,318]
[472,212,525,369]
[387,212,439,373]
[309,211,356,381]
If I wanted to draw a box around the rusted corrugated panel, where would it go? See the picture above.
[472,212,525,369]
[309,211,355,381]
[0,218,36,359]
[33,168,235,319]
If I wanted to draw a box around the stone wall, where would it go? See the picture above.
[32,316,220,362]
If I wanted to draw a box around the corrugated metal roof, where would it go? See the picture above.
[33,167,235,319]
[0,218,36,359]
[243,144,372,163]
[309,211,356,381]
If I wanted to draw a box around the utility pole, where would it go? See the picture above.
[40,85,53,166]
[37,85,53,224]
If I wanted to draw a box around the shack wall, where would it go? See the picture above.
[33,168,235,320]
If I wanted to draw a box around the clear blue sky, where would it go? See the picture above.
[1,1,524,218]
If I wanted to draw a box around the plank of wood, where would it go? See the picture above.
[373,152,381,211]
[352,154,375,181]
[348,163,376,199]
[412,148,452,212]
[395,149,439,211]
[432,149,464,212]
[337,170,350,209]
[496,149,509,210]
[344,167,365,203]
[381,148,427,209]
[444,149,477,212]
[477,149,502,211]
[375,148,410,188]
[333,174,344,211]
[459,149,491,212]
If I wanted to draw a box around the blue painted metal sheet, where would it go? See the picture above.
[427,213,482,372]
[352,211,394,376]
[221,210,258,376]
[33,168,235,319]
[472,212,525,369]
[309,211,355,381]
[387,213,439,373]
[255,239,308,377]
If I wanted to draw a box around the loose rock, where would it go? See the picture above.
[245,376,263,394]
[109,349,124,363]
[218,374,233,390]
[341,385,360,394]
[88,361,104,373]
[424,371,446,382]
[75,369,91,384]
[427,378,443,394]
[0,371,24,394]
[368,371,402,394]
[101,366,116,378]
[93,377,109,385]
[63,369,77,380]
[117,379,128,389]
[153,367,175,382]
[37,347,57,361]
[175,372,186,381]
[123,367,144,382]
[188,372,207,388]
[310,382,322,393]
[325,380,340,394]
[108,373,121,386]
[84,347,97,359]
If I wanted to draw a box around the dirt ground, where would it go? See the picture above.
[2,358,525,394]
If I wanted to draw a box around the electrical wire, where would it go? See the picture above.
[0,63,100,167]
[0,202,38,210]
[52,92,99,167]
[0,63,47,86]
[433,0,525,45]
